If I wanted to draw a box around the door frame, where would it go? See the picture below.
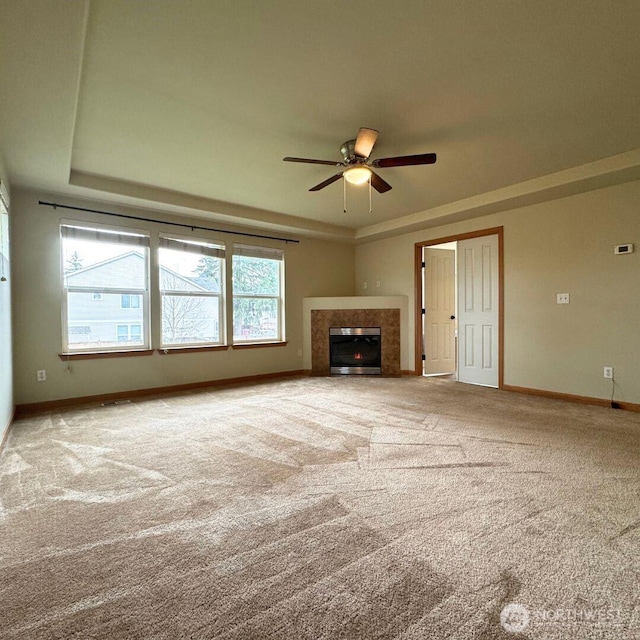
[414,226,504,387]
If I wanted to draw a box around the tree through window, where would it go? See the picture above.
[232,244,284,343]
[158,237,225,347]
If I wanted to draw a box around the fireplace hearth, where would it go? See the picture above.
[329,327,381,375]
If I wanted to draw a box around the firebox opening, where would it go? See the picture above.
[329,327,382,375]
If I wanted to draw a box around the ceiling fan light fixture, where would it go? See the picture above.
[343,165,371,185]
[284,127,436,193]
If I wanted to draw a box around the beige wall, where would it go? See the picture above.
[355,180,640,404]
[0,149,12,437]
[11,189,355,405]
[10,179,640,406]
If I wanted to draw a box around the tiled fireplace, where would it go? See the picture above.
[310,308,401,376]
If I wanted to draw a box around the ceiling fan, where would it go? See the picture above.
[283,127,436,193]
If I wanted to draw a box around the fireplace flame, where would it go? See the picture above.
[354,353,363,360]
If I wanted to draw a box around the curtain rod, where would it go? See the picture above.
[38,201,300,244]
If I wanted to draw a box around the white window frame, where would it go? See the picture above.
[158,235,226,348]
[61,221,151,353]
[231,244,285,344]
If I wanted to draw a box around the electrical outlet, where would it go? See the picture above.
[557,293,570,304]
[363,281,368,290]
[297,349,302,357]
[604,366,614,379]
[36,369,46,382]
[376,280,381,288]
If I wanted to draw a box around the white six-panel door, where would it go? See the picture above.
[457,235,499,387]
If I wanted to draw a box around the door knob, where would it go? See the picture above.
[450,315,456,320]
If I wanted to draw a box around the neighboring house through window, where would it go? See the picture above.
[61,224,286,352]
[61,223,150,352]
[69,326,90,336]
[158,236,225,347]
[232,244,284,343]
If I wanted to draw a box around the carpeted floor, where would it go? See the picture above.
[1,376,639,639]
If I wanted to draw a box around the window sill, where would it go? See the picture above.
[157,345,229,354]
[58,343,287,359]
[59,349,154,361]
[232,341,288,350]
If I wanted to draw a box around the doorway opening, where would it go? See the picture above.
[415,227,504,389]
[422,241,457,379]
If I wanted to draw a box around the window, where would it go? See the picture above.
[158,236,225,347]
[117,324,142,343]
[232,244,284,343]
[121,294,140,308]
[61,223,150,352]
[130,324,142,341]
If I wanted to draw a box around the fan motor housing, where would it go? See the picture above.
[340,139,361,164]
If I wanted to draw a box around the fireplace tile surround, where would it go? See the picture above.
[303,296,409,374]
[311,308,401,376]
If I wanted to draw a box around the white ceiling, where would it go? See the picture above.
[2,0,640,242]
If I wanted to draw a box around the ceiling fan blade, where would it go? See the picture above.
[354,128,379,159]
[372,153,437,168]
[309,173,343,191]
[370,171,392,193]
[283,156,342,166]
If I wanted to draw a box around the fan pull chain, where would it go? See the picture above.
[368,175,372,214]
[343,177,347,213]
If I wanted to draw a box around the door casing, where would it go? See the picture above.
[414,227,504,387]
